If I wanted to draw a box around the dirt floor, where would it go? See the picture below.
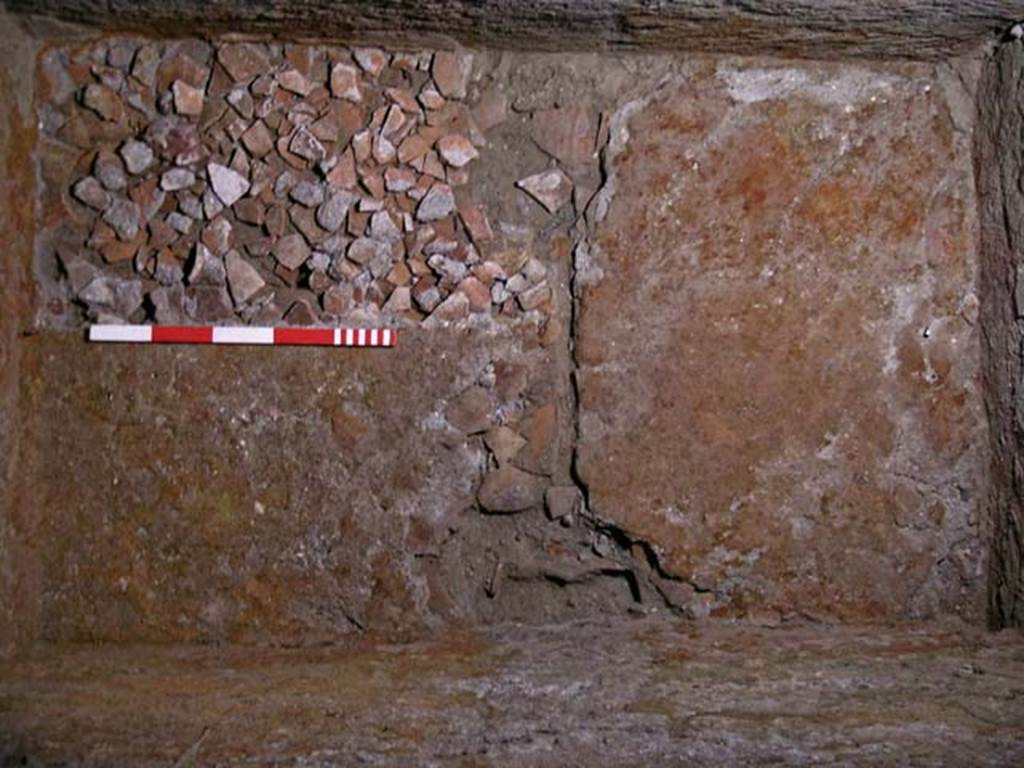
[1,617,1023,767]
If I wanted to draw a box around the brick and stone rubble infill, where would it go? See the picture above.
[36,40,556,329]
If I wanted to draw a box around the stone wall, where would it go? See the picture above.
[976,39,1024,628]
[8,32,995,643]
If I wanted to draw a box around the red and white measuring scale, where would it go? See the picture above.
[88,324,396,347]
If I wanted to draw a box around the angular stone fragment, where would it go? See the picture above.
[423,290,470,327]
[369,210,401,243]
[437,134,478,168]
[225,250,265,305]
[347,237,388,266]
[416,183,456,222]
[382,285,411,313]
[457,276,491,313]
[327,148,357,189]
[160,167,195,192]
[166,211,193,234]
[516,169,574,213]
[273,233,310,270]
[473,89,508,132]
[446,386,493,434]
[226,87,254,118]
[317,190,357,233]
[234,198,265,226]
[518,281,551,311]
[330,62,362,102]
[397,134,430,164]
[241,121,274,158]
[290,180,325,208]
[460,204,494,245]
[113,139,151,178]
[201,217,232,256]
[82,83,123,121]
[92,151,126,192]
[290,127,326,163]
[431,51,472,99]
[278,69,312,96]
[102,198,141,241]
[545,485,582,522]
[207,162,250,206]
[172,79,205,115]
[372,133,396,164]
[353,48,387,77]
[72,177,111,210]
[187,285,234,321]
[418,85,445,111]
[284,298,318,325]
[478,466,545,513]
[485,426,528,466]
[513,403,557,475]
[218,43,269,82]
[322,283,353,315]
[79,276,145,319]
[188,242,226,285]
[384,167,416,192]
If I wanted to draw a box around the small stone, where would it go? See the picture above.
[225,250,265,305]
[119,140,154,175]
[188,242,226,285]
[273,233,310,270]
[234,198,265,226]
[384,167,416,192]
[353,48,387,77]
[386,87,421,115]
[187,285,234,321]
[317,191,357,233]
[226,87,254,118]
[457,276,491,313]
[347,237,388,266]
[154,249,184,285]
[523,257,548,284]
[369,210,402,243]
[516,169,574,213]
[423,290,469,326]
[166,211,193,234]
[446,386,493,434]
[382,285,411,313]
[80,276,144,319]
[372,133,396,164]
[397,134,430,164]
[431,51,472,99]
[473,260,506,285]
[330,62,362,102]
[327,148,357,189]
[437,134,478,168]
[103,197,140,241]
[148,284,187,324]
[381,104,406,137]
[418,85,445,111]
[199,217,232,256]
[82,83,123,121]
[290,180,325,207]
[290,127,326,163]
[93,150,127,191]
[513,403,557,474]
[545,486,582,522]
[131,44,161,87]
[416,183,455,222]
[218,43,269,82]
[161,167,196,192]
[485,426,527,466]
[323,283,353,315]
[283,298,318,325]
[518,281,551,311]
[477,466,544,513]
[460,204,494,244]
[506,273,528,294]
[203,188,224,220]
[172,79,205,115]
[278,68,312,96]
[241,121,274,158]
[491,281,511,304]
[207,162,250,207]
[72,177,111,210]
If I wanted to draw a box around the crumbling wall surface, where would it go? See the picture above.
[575,58,989,623]
[976,39,1024,628]
[0,10,40,658]
[7,0,1024,60]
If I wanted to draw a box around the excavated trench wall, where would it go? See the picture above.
[1,4,1021,653]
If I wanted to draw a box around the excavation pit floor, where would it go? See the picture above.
[1,618,1023,767]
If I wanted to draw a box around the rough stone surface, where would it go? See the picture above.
[12,1,1024,60]
[2,621,1023,767]
[576,59,987,623]
[976,40,1024,628]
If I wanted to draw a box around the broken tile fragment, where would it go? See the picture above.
[207,162,250,207]
[516,169,573,213]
